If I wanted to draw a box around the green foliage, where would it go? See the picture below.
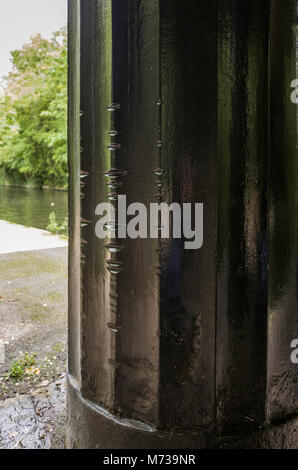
[6,353,37,380]
[53,342,65,353]
[0,29,67,188]
[7,361,24,380]
[47,211,68,235]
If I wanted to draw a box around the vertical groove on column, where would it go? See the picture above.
[158,0,218,431]
[80,0,114,408]
[216,0,270,431]
[68,0,81,386]
[111,0,160,425]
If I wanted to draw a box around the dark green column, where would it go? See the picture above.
[67,0,298,449]
[267,0,298,423]
[216,0,269,431]
[158,0,218,432]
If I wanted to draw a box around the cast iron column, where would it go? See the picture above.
[67,0,298,449]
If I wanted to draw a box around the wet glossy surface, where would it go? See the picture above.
[216,0,270,429]
[111,0,160,422]
[80,0,161,422]
[80,0,114,408]
[159,0,217,430]
[267,0,298,421]
[68,0,298,446]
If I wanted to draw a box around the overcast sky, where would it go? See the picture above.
[0,0,67,80]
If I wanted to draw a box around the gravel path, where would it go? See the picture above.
[0,245,67,448]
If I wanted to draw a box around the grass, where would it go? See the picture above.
[53,342,65,353]
[0,253,64,280]
[0,350,66,399]
[5,353,37,381]
[47,211,68,236]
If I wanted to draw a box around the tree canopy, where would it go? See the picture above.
[0,29,67,188]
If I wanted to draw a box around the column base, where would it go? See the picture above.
[66,375,298,449]
[66,375,207,449]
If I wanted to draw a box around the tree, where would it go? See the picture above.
[0,29,67,188]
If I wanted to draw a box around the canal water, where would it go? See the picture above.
[0,186,68,231]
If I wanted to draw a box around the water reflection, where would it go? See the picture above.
[0,186,68,230]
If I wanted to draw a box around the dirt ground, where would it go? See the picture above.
[0,247,67,448]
